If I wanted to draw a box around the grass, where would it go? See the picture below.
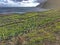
[0,9,60,45]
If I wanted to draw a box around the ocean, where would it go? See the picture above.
[0,7,48,14]
[0,0,48,14]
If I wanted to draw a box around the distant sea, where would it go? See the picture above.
[0,7,48,14]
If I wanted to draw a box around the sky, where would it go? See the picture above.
[0,0,46,7]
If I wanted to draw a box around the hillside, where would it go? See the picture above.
[0,9,60,45]
[43,0,60,9]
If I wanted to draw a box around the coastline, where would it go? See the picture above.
[0,7,49,15]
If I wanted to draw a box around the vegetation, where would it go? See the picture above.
[0,9,60,45]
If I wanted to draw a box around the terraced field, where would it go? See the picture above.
[0,9,60,45]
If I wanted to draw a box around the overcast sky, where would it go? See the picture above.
[0,0,46,7]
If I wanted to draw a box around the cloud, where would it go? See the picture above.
[0,0,40,7]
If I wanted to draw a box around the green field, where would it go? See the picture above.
[0,9,60,45]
